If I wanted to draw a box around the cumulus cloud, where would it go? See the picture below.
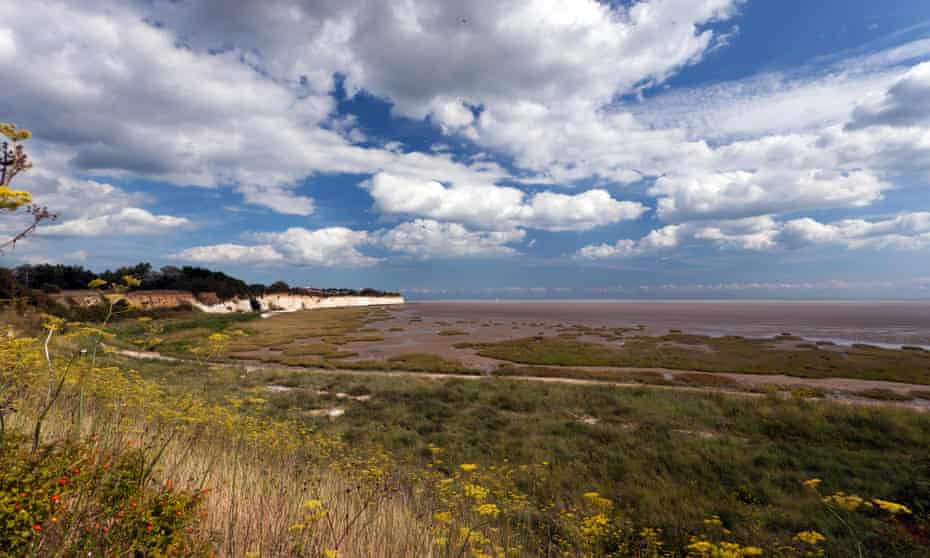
[41,208,191,237]
[576,225,684,259]
[578,213,930,259]
[0,0,519,216]
[649,167,887,222]
[366,173,645,231]
[171,219,529,266]
[251,227,380,267]
[172,227,379,268]
[848,62,930,129]
[12,160,194,238]
[144,0,739,116]
[168,244,284,265]
[381,219,524,258]
[779,212,930,250]
[9,0,930,277]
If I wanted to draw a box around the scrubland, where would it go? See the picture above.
[2,302,928,557]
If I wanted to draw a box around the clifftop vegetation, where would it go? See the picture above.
[6,262,401,300]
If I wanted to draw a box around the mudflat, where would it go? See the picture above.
[408,300,930,346]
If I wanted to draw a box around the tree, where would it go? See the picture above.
[0,123,55,251]
[267,280,290,293]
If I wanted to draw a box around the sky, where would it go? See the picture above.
[3,0,930,299]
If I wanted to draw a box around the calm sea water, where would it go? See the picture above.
[407,300,930,347]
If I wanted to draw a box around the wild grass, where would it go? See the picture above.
[471,334,930,384]
[10,307,929,556]
[341,353,483,375]
[195,366,930,557]
[494,364,674,385]
[852,388,914,401]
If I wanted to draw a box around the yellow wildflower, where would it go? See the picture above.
[802,478,822,490]
[794,530,825,545]
[460,463,478,473]
[872,498,912,515]
[822,492,864,511]
[474,503,501,518]
[302,499,323,510]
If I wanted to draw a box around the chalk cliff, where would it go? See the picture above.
[59,289,404,313]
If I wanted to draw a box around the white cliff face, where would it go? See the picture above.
[190,298,255,313]
[190,294,405,314]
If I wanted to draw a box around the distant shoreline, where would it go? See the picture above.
[399,299,930,346]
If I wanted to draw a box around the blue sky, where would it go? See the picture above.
[3,0,930,298]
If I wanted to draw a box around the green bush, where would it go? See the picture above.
[0,434,210,558]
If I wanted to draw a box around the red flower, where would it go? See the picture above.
[58,477,68,486]
[51,495,60,503]
[146,524,154,532]
[32,524,42,531]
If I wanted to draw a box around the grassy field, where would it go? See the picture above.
[5,304,930,556]
[126,354,930,556]
[466,333,930,384]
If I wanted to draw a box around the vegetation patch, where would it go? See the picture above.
[494,364,672,385]
[342,353,482,375]
[471,334,930,384]
[852,388,914,401]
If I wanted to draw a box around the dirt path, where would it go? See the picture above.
[114,348,930,413]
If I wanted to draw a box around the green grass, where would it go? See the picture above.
[470,334,930,384]
[341,353,482,375]
[437,329,467,336]
[124,355,930,556]
[494,364,671,384]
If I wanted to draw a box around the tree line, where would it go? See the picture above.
[1,263,400,300]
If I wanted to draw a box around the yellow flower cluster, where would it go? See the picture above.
[822,491,865,511]
[794,530,825,545]
[871,498,912,515]
[686,538,763,557]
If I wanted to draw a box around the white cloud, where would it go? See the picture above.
[576,225,684,259]
[252,227,380,267]
[779,212,930,250]
[691,216,779,250]
[649,166,887,222]
[0,0,522,216]
[632,67,904,141]
[171,226,379,268]
[169,244,284,265]
[366,172,645,231]
[578,212,930,259]
[145,0,739,116]
[169,219,529,266]
[41,208,192,237]
[381,219,524,258]
[576,239,639,260]
[9,0,930,276]
[847,61,930,129]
